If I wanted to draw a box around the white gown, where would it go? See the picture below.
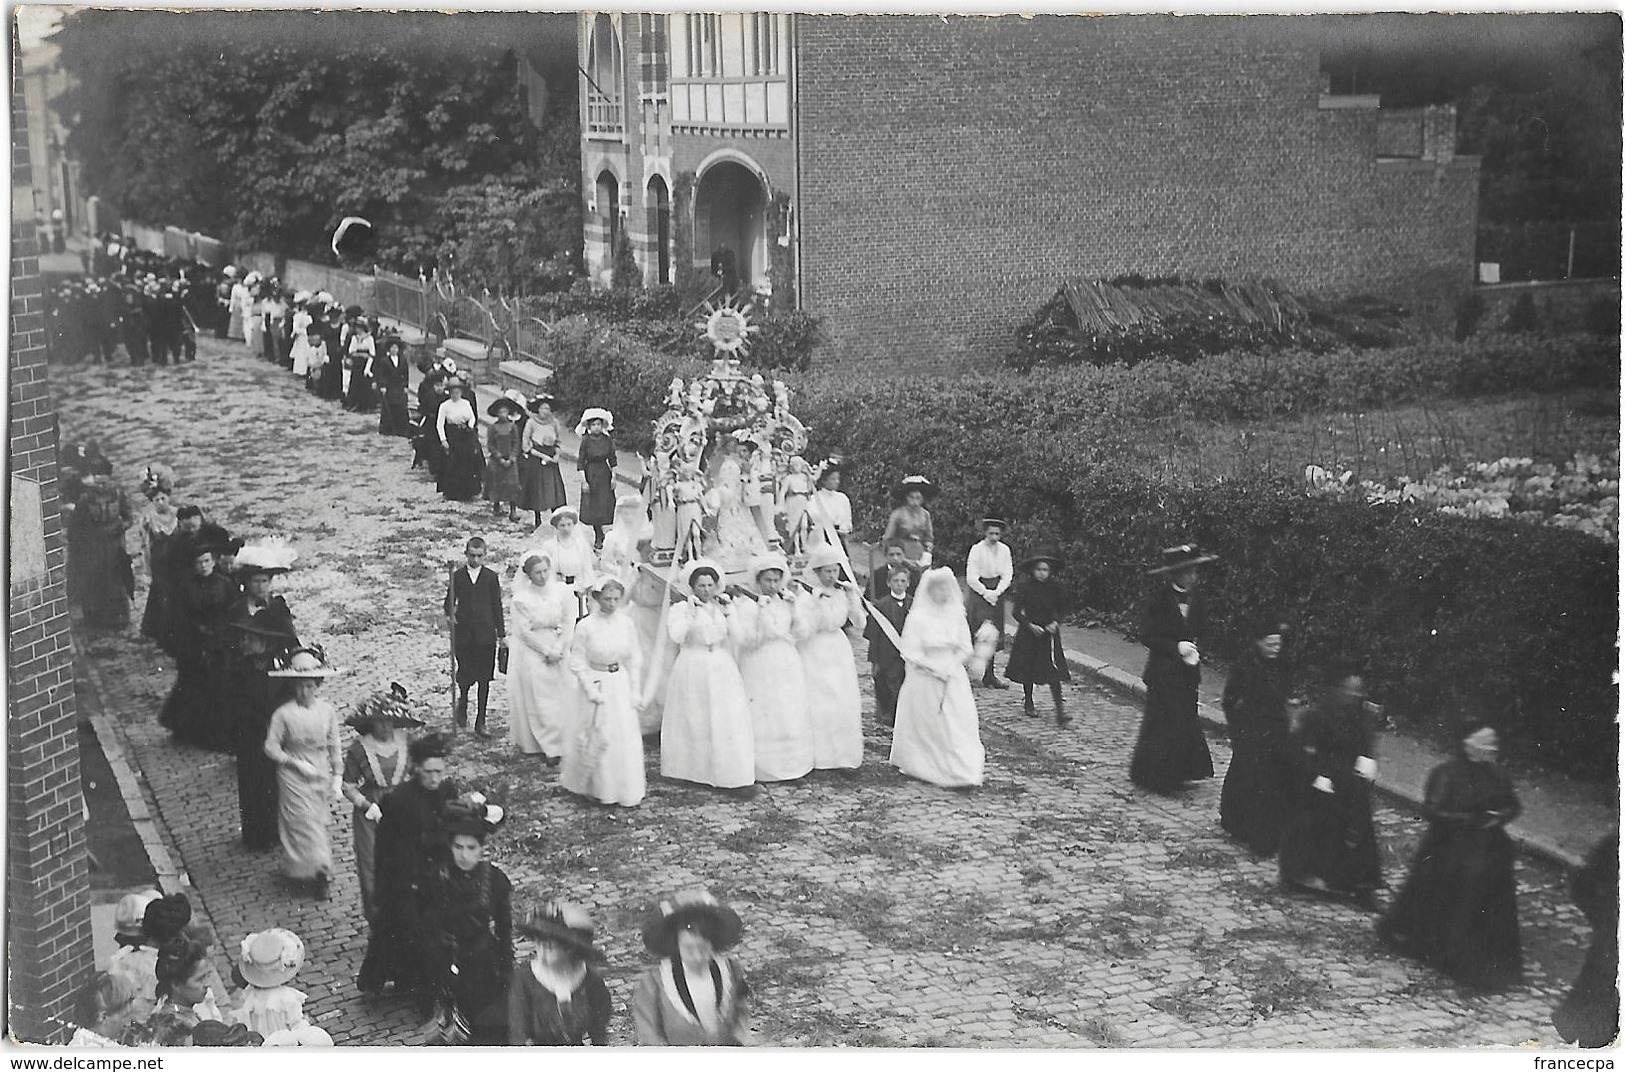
[289,310,314,375]
[512,529,596,613]
[890,606,985,787]
[507,578,579,757]
[734,593,815,782]
[796,583,866,770]
[658,600,755,788]
[627,568,677,736]
[561,610,645,806]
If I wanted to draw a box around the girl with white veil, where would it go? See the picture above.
[889,567,985,788]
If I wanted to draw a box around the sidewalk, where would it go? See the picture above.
[445,351,1613,871]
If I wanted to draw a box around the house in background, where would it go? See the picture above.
[575,14,1480,371]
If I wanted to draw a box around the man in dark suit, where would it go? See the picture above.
[864,565,914,732]
[444,537,506,736]
[1128,544,1218,793]
[866,541,921,601]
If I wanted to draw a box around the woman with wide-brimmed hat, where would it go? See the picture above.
[226,598,301,852]
[883,474,938,569]
[1004,546,1073,726]
[264,647,345,899]
[507,551,579,763]
[632,890,750,1046]
[560,575,646,807]
[1218,613,1295,857]
[341,684,426,923]
[734,552,815,783]
[485,391,527,521]
[656,560,756,794]
[422,793,513,1045]
[575,407,618,550]
[1129,544,1219,794]
[796,544,866,774]
[437,377,485,502]
[358,731,460,997]
[517,393,567,527]
[372,334,413,438]
[890,566,985,788]
[507,901,611,1046]
[158,529,239,752]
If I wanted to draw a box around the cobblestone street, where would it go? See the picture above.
[60,338,1592,1048]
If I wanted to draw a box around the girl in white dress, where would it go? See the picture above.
[734,553,815,783]
[289,298,314,377]
[508,552,579,763]
[655,560,755,792]
[562,577,646,807]
[795,545,866,772]
[890,567,985,788]
[513,506,596,618]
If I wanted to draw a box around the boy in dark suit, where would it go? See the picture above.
[864,565,914,732]
[444,537,506,736]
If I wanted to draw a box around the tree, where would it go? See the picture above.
[52,10,581,286]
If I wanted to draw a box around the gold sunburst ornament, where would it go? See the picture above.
[695,297,758,357]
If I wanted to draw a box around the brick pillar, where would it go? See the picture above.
[8,20,93,1044]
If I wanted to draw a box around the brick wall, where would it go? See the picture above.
[794,15,1480,372]
[8,21,92,1044]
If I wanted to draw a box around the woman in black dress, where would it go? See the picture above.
[1553,829,1619,1047]
[67,475,135,629]
[1278,661,1383,910]
[575,408,617,550]
[437,377,485,502]
[225,603,299,851]
[1377,722,1523,991]
[424,794,513,1045]
[507,902,611,1046]
[372,335,413,438]
[358,733,459,999]
[1129,544,1217,793]
[158,535,239,751]
[1219,615,1295,856]
[1003,547,1072,726]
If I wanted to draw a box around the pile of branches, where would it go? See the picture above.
[1007,274,1410,369]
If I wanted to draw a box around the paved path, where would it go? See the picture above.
[59,337,1596,1047]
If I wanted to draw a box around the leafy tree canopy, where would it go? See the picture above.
[52,10,582,287]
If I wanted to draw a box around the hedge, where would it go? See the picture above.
[543,322,1620,779]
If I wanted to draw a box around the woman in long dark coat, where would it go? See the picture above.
[358,733,459,1000]
[424,795,512,1045]
[1376,723,1523,990]
[1219,615,1295,856]
[372,335,413,438]
[414,359,450,476]
[1003,547,1072,726]
[1128,545,1217,793]
[575,408,617,550]
[1278,662,1383,909]
[225,604,298,851]
[1553,830,1620,1047]
[158,537,239,751]
[139,497,188,646]
[67,475,135,629]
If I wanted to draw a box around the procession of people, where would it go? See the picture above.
[54,259,1613,1050]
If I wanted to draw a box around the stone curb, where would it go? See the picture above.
[1035,629,1586,874]
[78,649,237,1009]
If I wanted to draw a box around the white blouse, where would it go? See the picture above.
[437,398,476,442]
[810,489,853,536]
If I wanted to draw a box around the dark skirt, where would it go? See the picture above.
[440,426,484,501]
[966,592,1005,653]
[579,464,615,526]
[71,532,134,628]
[360,896,429,996]
[1378,822,1523,990]
[346,369,376,412]
[517,456,567,514]
[1278,779,1382,894]
[158,647,235,752]
[484,456,522,505]
[1005,627,1071,685]
[455,641,497,686]
[318,356,344,401]
[1129,682,1213,790]
[379,394,412,437]
[238,741,281,850]
[1219,731,1294,856]
[431,932,509,1045]
[1554,928,1620,1047]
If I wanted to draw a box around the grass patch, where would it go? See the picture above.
[719,809,806,852]
[892,892,996,951]
[1165,843,1237,870]
[1239,952,1323,1018]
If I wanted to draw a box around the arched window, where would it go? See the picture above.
[586,14,623,135]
